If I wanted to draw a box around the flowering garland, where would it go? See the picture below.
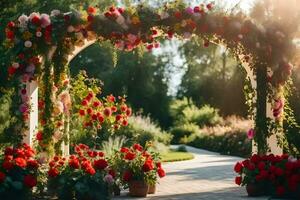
[2,2,297,154]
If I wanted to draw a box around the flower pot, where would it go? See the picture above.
[129,181,149,197]
[246,183,263,197]
[148,184,156,194]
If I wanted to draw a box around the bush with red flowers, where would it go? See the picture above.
[234,154,300,198]
[47,144,114,200]
[112,143,166,188]
[0,144,39,199]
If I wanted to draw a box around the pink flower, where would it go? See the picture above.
[247,128,255,140]
[19,104,28,113]
[40,14,51,28]
[186,7,194,14]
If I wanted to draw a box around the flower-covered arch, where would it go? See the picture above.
[3,2,296,155]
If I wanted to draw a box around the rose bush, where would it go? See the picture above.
[235,154,300,198]
[47,144,114,200]
[0,144,39,200]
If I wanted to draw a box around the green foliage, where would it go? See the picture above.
[114,115,172,149]
[101,136,127,157]
[170,123,200,144]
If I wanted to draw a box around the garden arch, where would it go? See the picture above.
[4,2,296,156]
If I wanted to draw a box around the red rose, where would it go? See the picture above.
[109,169,116,178]
[98,115,104,123]
[123,170,132,182]
[121,105,127,112]
[143,160,154,172]
[234,162,243,173]
[276,186,285,196]
[157,168,166,178]
[87,108,93,115]
[115,114,122,121]
[81,100,88,106]
[126,108,132,116]
[104,108,112,117]
[247,163,255,171]
[31,16,41,25]
[15,157,27,168]
[8,66,17,76]
[125,152,136,160]
[92,114,98,121]
[48,168,59,178]
[36,131,43,141]
[174,11,182,19]
[235,176,242,185]
[107,95,115,102]
[94,159,108,170]
[85,167,96,175]
[250,154,261,163]
[275,167,284,176]
[7,21,15,28]
[23,175,37,188]
[79,109,85,116]
[87,15,94,22]
[0,172,6,183]
[6,31,14,40]
[133,144,143,152]
[69,159,80,169]
[27,159,39,169]
[111,106,117,112]
[87,6,97,14]
[122,120,128,126]
[120,147,129,153]
[156,162,162,168]
[206,3,213,10]
[4,147,13,156]
[98,151,104,157]
[257,161,265,171]
[93,101,101,107]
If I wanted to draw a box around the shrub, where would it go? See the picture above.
[170,123,199,144]
[187,117,253,157]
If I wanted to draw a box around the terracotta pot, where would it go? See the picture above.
[129,181,149,197]
[246,183,263,197]
[148,184,156,194]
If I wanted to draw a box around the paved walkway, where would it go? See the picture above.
[114,146,269,200]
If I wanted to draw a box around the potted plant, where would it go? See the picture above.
[0,144,39,200]
[115,143,166,197]
[234,154,271,197]
[47,144,114,200]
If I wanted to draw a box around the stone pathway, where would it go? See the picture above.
[114,146,269,200]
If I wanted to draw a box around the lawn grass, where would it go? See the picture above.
[161,151,194,162]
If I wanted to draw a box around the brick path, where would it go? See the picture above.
[114,146,269,200]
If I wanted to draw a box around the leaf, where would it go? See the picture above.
[11,181,23,190]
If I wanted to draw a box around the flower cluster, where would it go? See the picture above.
[47,144,114,199]
[0,144,39,197]
[116,144,166,185]
[235,154,300,197]
[78,92,132,130]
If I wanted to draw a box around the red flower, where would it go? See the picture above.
[123,170,132,182]
[27,159,39,169]
[206,3,213,10]
[94,159,108,170]
[0,172,6,183]
[104,108,112,117]
[4,147,13,156]
[235,176,242,185]
[234,162,243,173]
[133,144,143,152]
[250,154,261,163]
[115,114,122,121]
[87,15,94,22]
[92,114,98,121]
[174,11,182,19]
[275,167,284,177]
[87,108,93,115]
[125,152,136,160]
[120,147,129,153]
[143,160,154,172]
[98,151,104,157]
[69,159,80,169]
[15,157,27,168]
[93,101,101,107]
[87,6,97,14]
[79,109,85,116]
[7,21,15,28]
[157,168,166,178]
[126,108,132,116]
[156,162,162,168]
[108,95,115,102]
[85,167,96,175]
[122,120,128,126]
[36,131,43,141]
[8,66,17,76]
[31,16,41,25]
[109,169,116,178]
[6,31,15,40]
[98,115,104,123]
[276,186,285,196]
[23,175,37,188]
[257,161,265,171]
[81,100,88,106]
[121,105,127,112]
[48,168,59,177]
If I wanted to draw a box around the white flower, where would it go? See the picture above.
[29,12,40,21]
[51,9,61,16]
[40,14,51,28]
[24,40,32,48]
[238,34,243,40]
[12,62,20,69]
[18,14,28,26]
[160,12,170,20]
[36,31,42,37]
[67,25,75,33]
